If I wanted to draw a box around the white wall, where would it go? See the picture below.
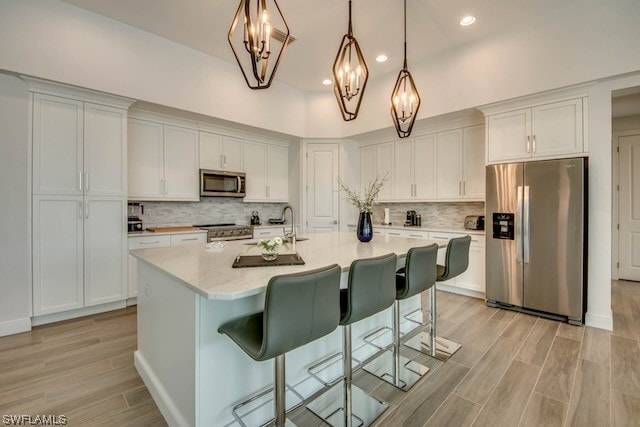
[613,114,640,132]
[0,0,307,137]
[0,74,31,336]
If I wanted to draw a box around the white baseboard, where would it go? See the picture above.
[436,283,485,300]
[0,317,31,337]
[585,311,613,331]
[126,297,137,307]
[134,351,188,427]
[32,300,127,326]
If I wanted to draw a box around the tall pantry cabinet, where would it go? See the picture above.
[27,79,133,317]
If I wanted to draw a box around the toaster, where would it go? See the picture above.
[464,215,485,230]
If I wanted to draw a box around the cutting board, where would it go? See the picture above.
[145,226,203,233]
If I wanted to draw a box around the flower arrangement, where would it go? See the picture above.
[337,172,389,213]
[256,236,288,261]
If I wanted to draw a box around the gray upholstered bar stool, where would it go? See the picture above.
[307,253,397,427]
[218,264,342,427]
[362,245,437,391]
[404,236,471,360]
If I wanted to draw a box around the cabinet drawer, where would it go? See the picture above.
[128,235,171,249]
[428,232,485,248]
[170,233,207,246]
[253,227,285,239]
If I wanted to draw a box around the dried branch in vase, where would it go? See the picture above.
[337,172,389,213]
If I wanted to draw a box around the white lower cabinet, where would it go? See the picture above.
[127,232,207,298]
[429,232,486,295]
[33,196,127,316]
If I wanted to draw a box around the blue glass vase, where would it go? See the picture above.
[357,211,373,242]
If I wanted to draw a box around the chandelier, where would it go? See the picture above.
[333,0,369,121]
[228,0,290,89]
[390,0,420,138]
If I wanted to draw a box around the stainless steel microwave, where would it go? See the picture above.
[200,169,246,197]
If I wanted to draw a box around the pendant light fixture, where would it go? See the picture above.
[228,0,290,89]
[333,0,369,121]
[390,0,420,138]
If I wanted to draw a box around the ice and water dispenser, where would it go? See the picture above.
[492,213,515,240]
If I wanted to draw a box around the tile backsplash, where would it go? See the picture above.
[370,202,485,229]
[133,199,288,227]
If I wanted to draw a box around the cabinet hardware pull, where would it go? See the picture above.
[259,231,271,235]
[433,236,448,240]
[85,201,89,219]
[79,201,83,219]
[164,180,168,195]
[85,172,90,192]
[459,181,462,196]
[220,154,223,167]
[141,241,160,245]
[410,234,422,238]
[182,238,198,241]
[78,172,83,192]
[526,136,531,153]
[463,181,466,195]
[533,135,537,153]
[389,232,401,235]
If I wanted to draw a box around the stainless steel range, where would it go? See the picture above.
[194,223,253,242]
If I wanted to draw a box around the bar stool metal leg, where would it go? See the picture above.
[307,324,388,427]
[362,301,430,391]
[404,287,462,361]
[274,354,293,427]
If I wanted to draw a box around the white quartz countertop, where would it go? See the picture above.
[348,224,486,236]
[130,232,444,301]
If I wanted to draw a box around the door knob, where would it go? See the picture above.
[332,220,338,224]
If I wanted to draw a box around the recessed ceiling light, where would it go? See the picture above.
[376,54,388,63]
[322,79,333,85]
[460,16,476,26]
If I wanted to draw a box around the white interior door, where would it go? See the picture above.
[619,134,640,281]
[307,143,339,232]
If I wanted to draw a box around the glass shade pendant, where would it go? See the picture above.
[228,0,290,89]
[333,0,369,121]
[391,0,420,138]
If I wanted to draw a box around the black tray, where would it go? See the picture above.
[232,253,305,268]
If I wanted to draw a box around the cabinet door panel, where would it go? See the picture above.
[360,146,377,195]
[532,99,583,157]
[32,94,83,195]
[199,132,223,170]
[128,119,164,199]
[84,103,127,197]
[487,108,531,162]
[223,136,244,172]
[414,134,437,199]
[436,129,463,199]
[164,125,199,201]
[267,145,288,201]
[84,198,127,306]
[462,125,485,199]
[454,247,485,293]
[243,140,267,200]
[33,196,84,315]
[377,142,394,200]
[394,139,414,199]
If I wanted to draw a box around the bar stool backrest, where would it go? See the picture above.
[438,236,472,281]
[341,253,398,326]
[397,244,438,300]
[260,264,342,361]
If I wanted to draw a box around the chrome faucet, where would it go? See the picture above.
[281,204,296,243]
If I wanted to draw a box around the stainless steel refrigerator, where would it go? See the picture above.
[485,158,587,325]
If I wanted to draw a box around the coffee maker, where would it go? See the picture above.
[250,211,261,225]
[128,203,144,233]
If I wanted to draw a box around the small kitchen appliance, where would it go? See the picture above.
[250,211,261,225]
[128,203,144,233]
[464,215,485,230]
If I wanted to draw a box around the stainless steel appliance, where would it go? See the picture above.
[464,215,485,230]
[128,202,144,233]
[200,169,246,197]
[486,158,587,325]
[195,223,253,242]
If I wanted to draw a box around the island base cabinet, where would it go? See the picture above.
[133,261,422,426]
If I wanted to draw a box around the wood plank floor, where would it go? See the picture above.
[0,280,639,426]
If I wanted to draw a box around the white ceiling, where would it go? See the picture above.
[62,0,581,92]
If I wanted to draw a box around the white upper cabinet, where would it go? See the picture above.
[393,139,414,199]
[377,143,394,200]
[83,103,127,197]
[360,145,377,195]
[163,125,199,200]
[436,129,463,199]
[33,95,127,197]
[128,119,164,199]
[414,134,437,199]
[200,132,243,172]
[462,125,486,199]
[243,140,288,202]
[128,119,199,201]
[32,94,84,195]
[486,97,585,164]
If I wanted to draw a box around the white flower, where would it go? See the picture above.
[273,236,283,246]
[267,240,276,248]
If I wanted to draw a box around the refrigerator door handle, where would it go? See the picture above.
[517,185,523,262]
[523,185,530,263]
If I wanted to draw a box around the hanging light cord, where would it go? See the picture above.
[403,0,408,70]
[348,0,353,36]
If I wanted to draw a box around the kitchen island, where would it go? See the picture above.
[131,232,445,426]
